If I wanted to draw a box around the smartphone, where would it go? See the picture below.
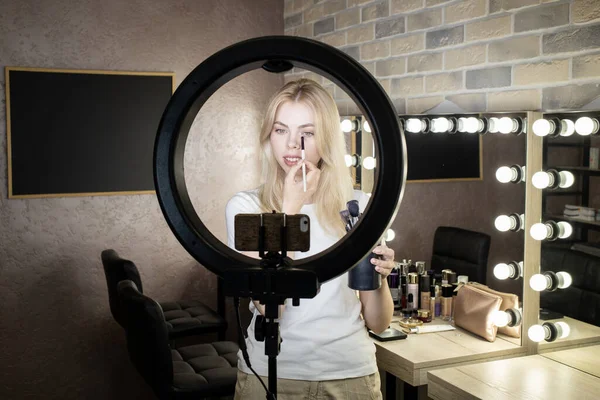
[234,213,310,252]
[369,327,407,342]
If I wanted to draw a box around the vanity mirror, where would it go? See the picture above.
[528,110,600,352]
[344,111,529,348]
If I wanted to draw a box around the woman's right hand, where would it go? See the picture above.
[282,160,320,214]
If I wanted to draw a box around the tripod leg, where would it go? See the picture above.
[268,355,277,399]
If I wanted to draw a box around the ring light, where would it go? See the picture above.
[154,36,406,284]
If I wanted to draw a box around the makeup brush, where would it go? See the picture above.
[347,200,360,227]
[339,209,352,232]
[301,136,307,192]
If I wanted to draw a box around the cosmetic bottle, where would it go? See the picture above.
[415,261,426,275]
[429,285,436,319]
[441,284,453,321]
[447,271,457,286]
[435,285,442,317]
[441,269,453,285]
[388,267,400,308]
[417,309,432,323]
[407,293,415,310]
[407,272,419,309]
[420,274,431,311]
[400,273,407,308]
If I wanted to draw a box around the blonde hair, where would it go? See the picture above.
[257,79,353,237]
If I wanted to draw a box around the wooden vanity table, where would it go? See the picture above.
[427,353,600,400]
[425,329,600,399]
[373,320,525,399]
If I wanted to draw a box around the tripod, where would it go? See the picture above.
[223,213,319,399]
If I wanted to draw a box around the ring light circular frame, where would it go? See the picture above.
[154,36,406,284]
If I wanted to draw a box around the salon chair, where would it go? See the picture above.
[118,280,238,400]
[430,226,491,284]
[101,249,227,340]
[541,243,600,326]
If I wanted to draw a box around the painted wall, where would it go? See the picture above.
[0,1,283,399]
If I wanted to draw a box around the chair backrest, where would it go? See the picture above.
[118,280,173,393]
[101,249,144,328]
[430,226,491,284]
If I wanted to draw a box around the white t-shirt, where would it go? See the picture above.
[225,188,377,381]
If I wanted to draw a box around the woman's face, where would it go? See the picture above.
[269,101,322,175]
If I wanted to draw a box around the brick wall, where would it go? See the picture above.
[284,0,600,114]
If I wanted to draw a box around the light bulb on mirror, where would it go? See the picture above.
[496,165,525,184]
[430,117,454,133]
[532,170,575,189]
[497,117,518,134]
[532,171,552,189]
[555,321,570,339]
[467,117,484,133]
[493,261,523,280]
[558,221,573,239]
[405,118,426,133]
[558,171,575,188]
[344,154,352,167]
[575,117,599,136]
[530,271,573,291]
[530,221,573,241]
[340,119,356,133]
[363,156,376,170]
[385,229,395,241]
[528,324,546,342]
[494,213,523,232]
[344,154,361,168]
[488,117,500,133]
[496,167,513,183]
[529,274,550,291]
[363,120,371,133]
[532,118,553,137]
[560,119,576,136]
[533,118,576,137]
[492,308,522,328]
[529,322,570,342]
[530,223,549,241]
[492,310,511,327]
[556,271,572,289]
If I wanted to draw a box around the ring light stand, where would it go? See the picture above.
[153,36,406,398]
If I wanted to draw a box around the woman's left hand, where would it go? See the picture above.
[371,244,395,278]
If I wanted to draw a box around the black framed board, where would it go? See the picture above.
[403,127,482,183]
[350,115,482,184]
[5,67,174,198]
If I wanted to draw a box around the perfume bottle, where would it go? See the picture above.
[429,285,436,319]
[388,266,400,308]
[407,272,419,309]
[420,274,431,311]
[441,284,453,321]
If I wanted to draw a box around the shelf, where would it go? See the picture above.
[547,143,584,148]
[545,190,583,196]
[552,166,600,176]
[545,214,600,228]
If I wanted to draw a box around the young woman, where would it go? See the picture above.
[225,78,395,399]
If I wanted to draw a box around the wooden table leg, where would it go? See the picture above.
[403,381,419,400]
[385,372,396,400]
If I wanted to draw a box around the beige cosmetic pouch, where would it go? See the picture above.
[453,284,502,342]
[467,282,521,338]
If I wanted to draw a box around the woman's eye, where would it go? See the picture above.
[302,132,314,137]
[274,128,287,134]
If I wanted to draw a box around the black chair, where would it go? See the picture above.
[101,249,227,340]
[541,244,600,326]
[430,226,491,284]
[117,280,238,400]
